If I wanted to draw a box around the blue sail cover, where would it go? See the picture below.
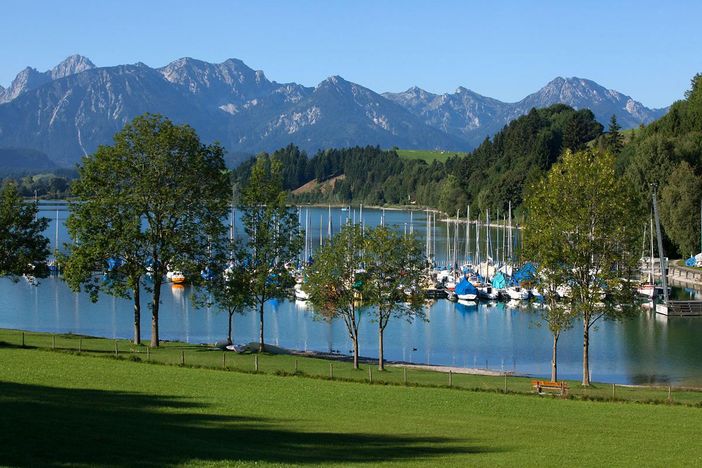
[686,256,696,267]
[491,272,507,289]
[513,262,537,283]
[455,278,478,296]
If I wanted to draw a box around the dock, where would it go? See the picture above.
[655,301,702,317]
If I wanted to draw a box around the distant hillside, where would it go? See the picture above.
[233,104,604,213]
[0,148,57,175]
[0,55,669,167]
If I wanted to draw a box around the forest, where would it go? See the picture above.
[232,74,702,258]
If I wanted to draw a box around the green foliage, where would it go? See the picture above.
[2,172,73,199]
[64,113,231,346]
[305,224,365,367]
[239,153,303,352]
[0,182,50,278]
[619,73,702,256]
[195,239,254,346]
[231,105,604,216]
[660,161,702,256]
[362,226,427,370]
[524,148,642,385]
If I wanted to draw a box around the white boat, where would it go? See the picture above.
[477,284,499,300]
[530,288,544,301]
[294,283,309,300]
[170,271,186,284]
[456,291,478,301]
[636,283,669,298]
[505,285,530,300]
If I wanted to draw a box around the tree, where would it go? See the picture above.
[0,182,50,278]
[606,115,624,155]
[239,154,303,352]
[362,226,427,370]
[524,148,642,386]
[660,161,702,256]
[64,113,230,347]
[305,224,365,368]
[195,239,253,346]
[537,274,576,382]
[63,197,148,344]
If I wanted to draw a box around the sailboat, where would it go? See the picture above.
[637,213,670,299]
[47,209,60,274]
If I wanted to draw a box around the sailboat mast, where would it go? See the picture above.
[649,211,655,284]
[652,189,669,304]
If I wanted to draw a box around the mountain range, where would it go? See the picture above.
[0,55,668,167]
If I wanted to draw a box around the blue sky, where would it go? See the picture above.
[0,0,699,108]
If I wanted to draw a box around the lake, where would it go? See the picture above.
[1,202,701,386]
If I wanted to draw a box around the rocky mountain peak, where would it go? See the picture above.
[0,67,51,103]
[50,54,95,80]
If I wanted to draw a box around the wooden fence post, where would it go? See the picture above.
[368,367,372,383]
[180,350,185,366]
[114,341,118,356]
[222,352,226,369]
[504,374,508,393]
[329,363,333,379]
[403,367,407,385]
[254,354,259,372]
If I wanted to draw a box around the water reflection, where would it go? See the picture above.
[1,203,701,385]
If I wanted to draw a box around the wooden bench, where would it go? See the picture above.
[532,380,568,396]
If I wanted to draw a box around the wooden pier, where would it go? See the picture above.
[655,301,702,317]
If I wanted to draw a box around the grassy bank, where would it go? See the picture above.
[2,329,701,406]
[1,342,701,466]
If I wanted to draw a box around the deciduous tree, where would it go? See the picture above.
[525,148,642,385]
[305,224,365,368]
[362,226,427,370]
[239,154,303,352]
[0,182,49,278]
[64,114,230,347]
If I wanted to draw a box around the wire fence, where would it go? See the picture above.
[2,328,702,407]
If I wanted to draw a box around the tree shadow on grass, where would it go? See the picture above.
[0,381,498,466]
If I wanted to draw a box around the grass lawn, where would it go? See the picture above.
[1,342,702,466]
[396,149,467,163]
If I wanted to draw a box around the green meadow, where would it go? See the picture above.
[395,149,467,163]
[1,330,702,466]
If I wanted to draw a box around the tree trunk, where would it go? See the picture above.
[150,277,161,348]
[582,319,590,386]
[378,325,384,371]
[227,310,234,346]
[551,332,559,382]
[133,286,141,345]
[352,335,359,369]
[258,300,265,353]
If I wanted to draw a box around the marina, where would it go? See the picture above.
[1,202,701,386]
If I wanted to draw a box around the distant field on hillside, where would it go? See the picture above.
[396,149,467,163]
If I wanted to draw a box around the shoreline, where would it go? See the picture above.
[282,347,513,377]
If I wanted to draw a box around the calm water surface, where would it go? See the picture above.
[2,202,701,386]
